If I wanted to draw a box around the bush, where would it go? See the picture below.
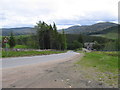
[74,48,82,51]
[103,41,118,51]
[72,40,83,49]
[93,41,104,50]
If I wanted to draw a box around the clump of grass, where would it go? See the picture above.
[2,50,66,58]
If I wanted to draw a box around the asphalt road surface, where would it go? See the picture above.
[2,51,79,68]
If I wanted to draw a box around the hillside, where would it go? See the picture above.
[58,22,117,34]
[1,22,118,36]
[2,27,36,36]
[89,25,118,34]
[90,25,119,39]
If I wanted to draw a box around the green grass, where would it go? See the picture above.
[76,51,118,86]
[2,50,67,58]
[91,33,118,40]
[14,45,28,49]
[76,51,118,73]
[100,33,118,40]
[0,36,2,43]
[76,50,85,53]
[14,35,31,39]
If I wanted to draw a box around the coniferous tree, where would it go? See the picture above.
[53,22,57,33]
[8,32,16,48]
[78,34,83,44]
[35,21,67,50]
[62,29,67,50]
[35,21,43,49]
[49,24,54,49]
[53,23,58,49]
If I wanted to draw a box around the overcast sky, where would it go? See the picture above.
[0,0,119,29]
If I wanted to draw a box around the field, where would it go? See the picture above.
[2,50,66,58]
[100,33,118,40]
[14,45,28,49]
[91,33,118,40]
[76,51,118,86]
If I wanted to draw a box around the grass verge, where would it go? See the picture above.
[2,50,67,58]
[76,51,118,73]
[76,51,118,87]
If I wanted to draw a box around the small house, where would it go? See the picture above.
[84,42,95,50]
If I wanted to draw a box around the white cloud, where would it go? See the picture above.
[0,0,119,29]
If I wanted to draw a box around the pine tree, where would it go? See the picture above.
[49,24,54,49]
[35,21,43,49]
[53,23,58,49]
[62,29,67,50]
[78,34,83,44]
[35,21,67,50]
[53,22,57,33]
[8,32,16,48]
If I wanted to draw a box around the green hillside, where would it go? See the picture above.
[92,33,118,40]
[58,22,117,34]
[90,25,118,40]
[2,27,36,36]
[2,22,117,36]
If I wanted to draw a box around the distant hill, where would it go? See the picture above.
[1,22,118,36]
[89,25,118,35]
[58,22,117,34]
[1,27,36,36]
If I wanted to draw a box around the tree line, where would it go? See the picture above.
[2,21,67,50]
[2,21,119,51]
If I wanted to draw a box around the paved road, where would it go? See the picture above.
[2,51,79,68]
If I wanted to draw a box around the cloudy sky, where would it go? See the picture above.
[0,0,119,29]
